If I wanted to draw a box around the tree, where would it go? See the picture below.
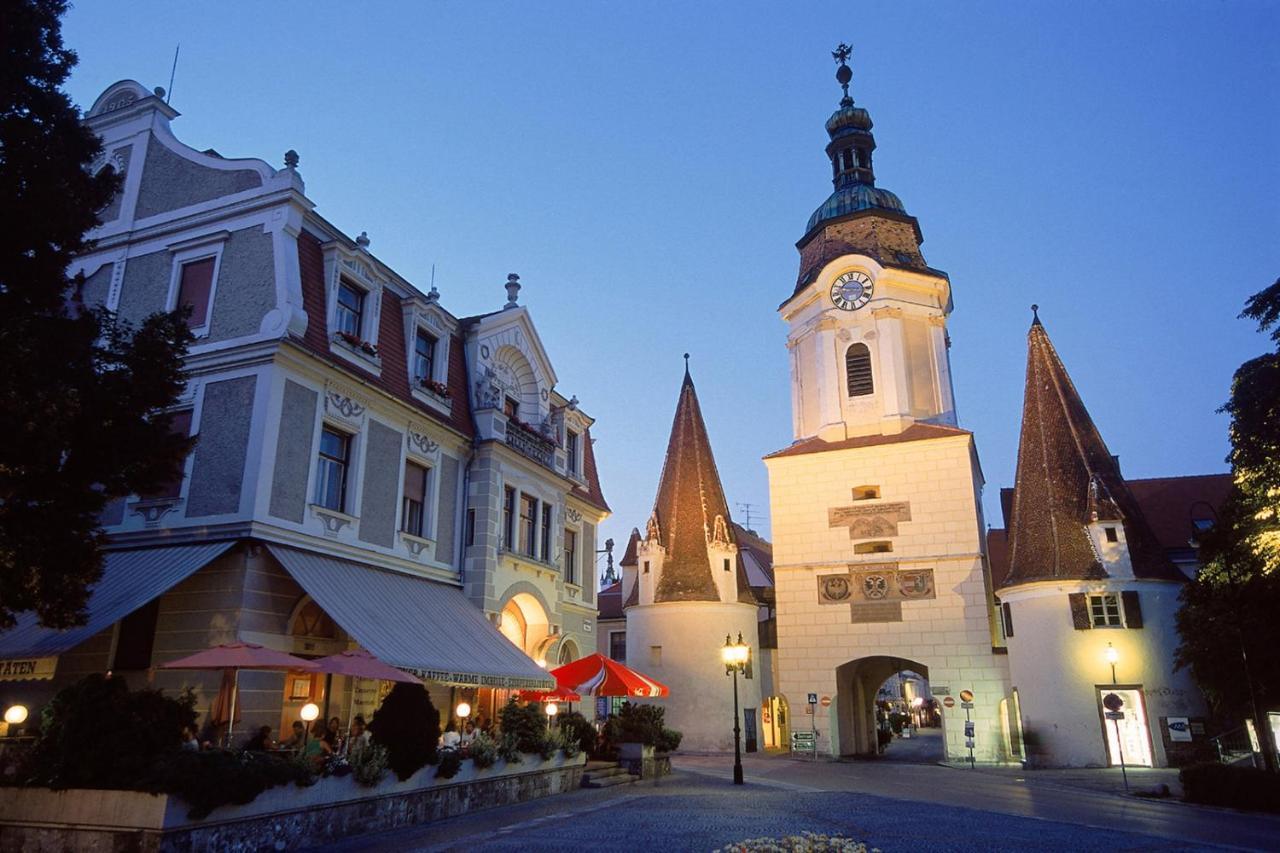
[0,0,193,629]
[1176,277,1280,769]
[368,683,439,780]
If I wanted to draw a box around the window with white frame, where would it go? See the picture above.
[176,258,216,331]
[566,429,580,475]
[413,328,437,384]
[316,427,352,512]
[1088,593,1123,628]
[401,461,429,537]
[519,494,538,557]
[335,281,366,339]
[503,486,516,550]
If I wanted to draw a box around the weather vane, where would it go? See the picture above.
[832,43,854,106]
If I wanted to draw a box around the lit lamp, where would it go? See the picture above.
[1105,642,1119,683]
[456,701,472,721]
[721,632,750,785]
[300,701,320,747]
[1102,643,1129,793]
[4,705,28,726]
[544,701,559,731]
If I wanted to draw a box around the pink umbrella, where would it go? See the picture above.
[161,643,318,746]
[312,649,421,737]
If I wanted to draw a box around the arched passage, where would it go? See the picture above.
[834,655,930,757]
[498,592,551,662]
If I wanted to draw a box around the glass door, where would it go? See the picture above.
[1099,687,1153,767]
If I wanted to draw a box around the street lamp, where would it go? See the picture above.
[545,701,559,732]
[1103,643,1129,793]
[456,701,472,728]
[4,704,28,726]
[722,632,750,785]
[300,701,320,748]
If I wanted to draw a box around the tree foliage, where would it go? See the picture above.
[368,683,439,780]
[1175,278,1280,723]
[0,0,193,629]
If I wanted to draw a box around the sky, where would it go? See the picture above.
[63,2,1279,583]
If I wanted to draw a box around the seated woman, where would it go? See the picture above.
[244,725,273,752]
[440,721,461,749]
[460,720,477,746]
[302,720,332,769]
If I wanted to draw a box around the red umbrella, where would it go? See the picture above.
[311,649,419,684]
[161,643,318,746]
[550,653,669,698]
[517,686,582,703]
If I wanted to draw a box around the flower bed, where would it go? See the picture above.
[714,833,875,852]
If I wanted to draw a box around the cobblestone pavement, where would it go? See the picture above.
[308,754,1280,852]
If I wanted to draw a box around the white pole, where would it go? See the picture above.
[226,669,239,748]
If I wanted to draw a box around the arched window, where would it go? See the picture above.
[846,343,874,397]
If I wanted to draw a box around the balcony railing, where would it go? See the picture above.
[505,422,556,468]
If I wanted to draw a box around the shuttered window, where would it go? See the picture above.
[1001,601,1014,638]
[1121,591,1143,629]
[846,343,874,397]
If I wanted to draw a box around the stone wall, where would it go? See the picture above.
[0,754,584,852]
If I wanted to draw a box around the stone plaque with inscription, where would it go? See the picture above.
[829,501,913,539]
[817,562,936,624]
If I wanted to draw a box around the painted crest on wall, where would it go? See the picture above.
[817,562,936,623]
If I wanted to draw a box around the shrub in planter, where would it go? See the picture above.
[143,749,308,819]
[497,732,523,764]
[26,674,196,790]
[1180,762,1280,812]
[350,743,388,787]
[368,682,439,781]
[557,711,595,756]
[559,727,582,759]
[656,727,683,754]
[436,747,463,779]
[498,698,547,753]
[469,732,498,768]
[534,731,559,761]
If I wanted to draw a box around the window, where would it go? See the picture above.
[503,487,516,550]
[564,529,578,584]
[846,343,874,397]
[148,410,193,499]
[643,560,650,574]
[1104,526,1119,543]
[724,558,731,573]
[401,461,428,537]
[853,485,880,500]
[566,430,580,474]
[316,427,351,511]
[519,494,537,556]
[541,503,552,560]
[1089,593,1123,628]
[112,599,160,670]
[466,509,476,547]
[177,258,215,330]
[649,646,662,667]
[609,630,626,662]
[854,541,893,554]
[335,281,365,338]
[413,328,436,383]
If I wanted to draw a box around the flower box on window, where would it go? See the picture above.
[334,331,378,357]
[418,377,452,400]
[508,417,556,449]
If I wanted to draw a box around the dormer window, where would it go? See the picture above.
[504,397,519,419]
[336,281,365,338]
[413,328,437,383]
[566,429,580,475]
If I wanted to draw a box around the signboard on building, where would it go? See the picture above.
[1166,717,1192,743]
[791,731,816,754]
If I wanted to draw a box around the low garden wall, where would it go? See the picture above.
[0,751,585,852]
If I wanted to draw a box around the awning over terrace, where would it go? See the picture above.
[267,545,555,690]
[0,542,237,681]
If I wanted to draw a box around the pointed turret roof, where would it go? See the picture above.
[1003,312,1181,587]
[646,361,753,603]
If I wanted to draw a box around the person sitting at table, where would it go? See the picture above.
[303,720,332,769]
[282,720,306,753]
[347,715,371,760]
[325,716,343,753]
[244,725,273,752]
[440,721,461,749]
[180,725,199,752]
[460,720,477,746]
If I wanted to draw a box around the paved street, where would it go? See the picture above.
[308,753,1280,852]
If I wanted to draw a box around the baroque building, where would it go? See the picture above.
[0,80,608,735]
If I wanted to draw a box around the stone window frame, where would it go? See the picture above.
[165,231,228,340]
[401,298,455,417]
[322,243,384,374]
[401,431,443,547]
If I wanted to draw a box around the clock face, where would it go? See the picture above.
[831,271,873,311]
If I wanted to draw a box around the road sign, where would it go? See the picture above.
[964,721,975,738]
[959,689,974,702]
[820,696,831,708]
[1103,692,1124,712]
[807,693,818,705]
[1104,711,1125,721]
[791,731,816,754]
[960,702,974,710]
[942,696,955,709]
[965,738,975,749]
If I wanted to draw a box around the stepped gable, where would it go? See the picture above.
[1003,313,1181,587]
[649,365,748,603]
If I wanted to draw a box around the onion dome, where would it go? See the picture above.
[805,45,908,234]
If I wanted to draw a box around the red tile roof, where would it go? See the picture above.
[572,426,609,513]
[296,231,473,437]
[619,528,641,567]
[597,581,624,620]
[764,423,971,460]
[1125,474,1231,552]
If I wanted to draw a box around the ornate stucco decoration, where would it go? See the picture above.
[817,562,935,623]
[474,366,501,411]
[324,384,367,425]
[565,506,582,524]
[829,500,913,539]
[407,429,440,459]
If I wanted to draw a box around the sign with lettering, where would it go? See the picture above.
[829,501,913,539]
[1166,717,1192,743]
[0,657,57,681]
[791,731,816,753]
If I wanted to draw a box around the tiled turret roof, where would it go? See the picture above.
[649,366,750,603]
[1003,314,1182,587]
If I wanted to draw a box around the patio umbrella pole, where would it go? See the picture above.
[227,669,239,748]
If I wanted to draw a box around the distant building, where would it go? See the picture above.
[0,80,608,737]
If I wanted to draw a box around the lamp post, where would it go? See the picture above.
[1103,643,1129,793]
[456,701,472,731]
[300,701,320,748]
[722,632,749,785]
[545,701,559,732]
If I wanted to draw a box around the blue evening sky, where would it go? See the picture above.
[64,2,1278,579]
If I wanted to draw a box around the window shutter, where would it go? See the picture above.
[1001,601,1014,638]
[1121,590,1143,629]
[845,344,874,397]
[1068,593,1091,630]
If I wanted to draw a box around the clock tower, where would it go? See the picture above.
[766,47,1012,762]
[782,45,957,443]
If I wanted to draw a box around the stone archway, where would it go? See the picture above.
[834,655,930,757]
[498,591,551,663]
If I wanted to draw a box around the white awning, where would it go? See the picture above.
[267,545,554,690]
[0,542,237,680]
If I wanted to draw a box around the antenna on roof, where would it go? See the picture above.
[736,502,757,532]
[166,44,180,104]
